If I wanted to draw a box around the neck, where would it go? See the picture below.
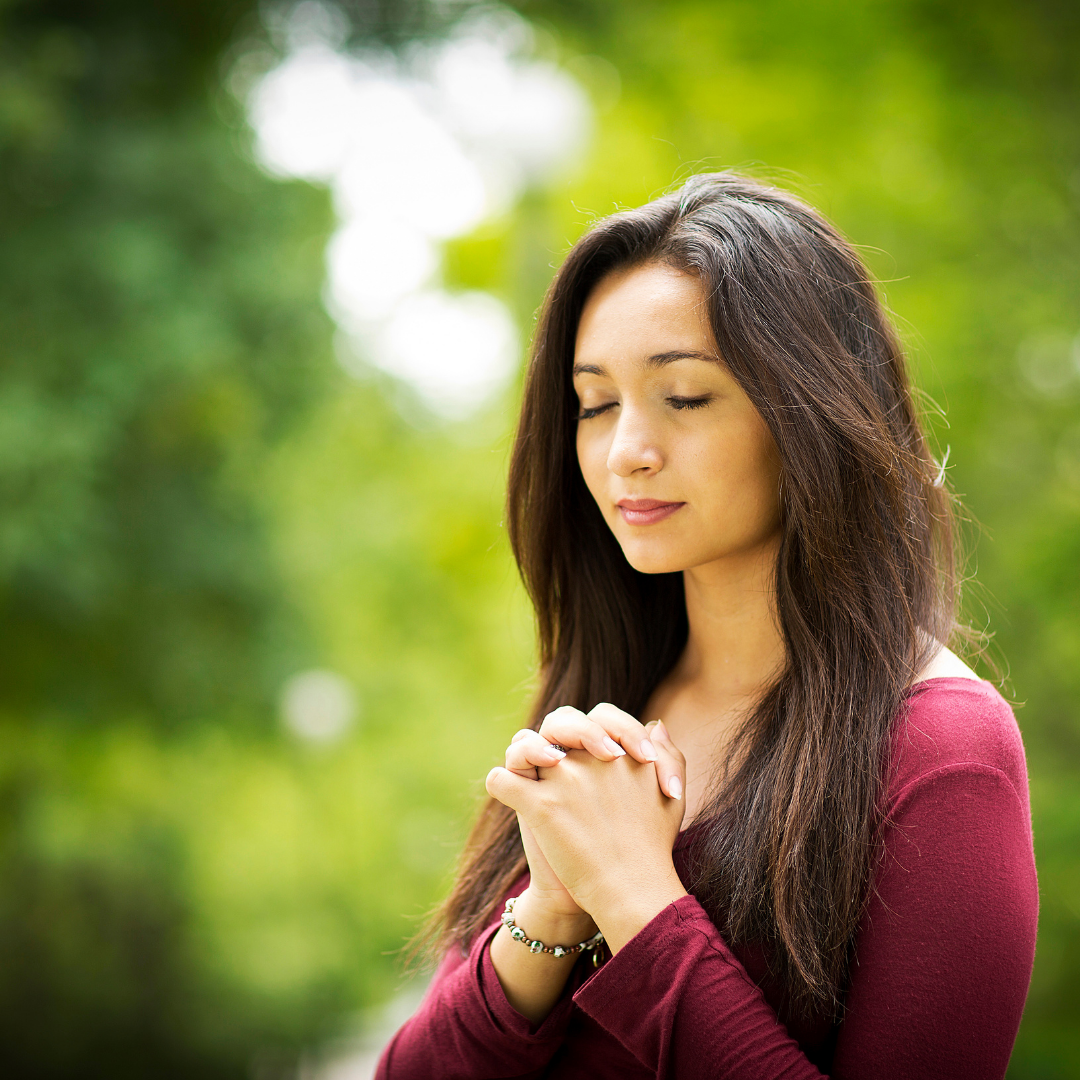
[677,535,786,703]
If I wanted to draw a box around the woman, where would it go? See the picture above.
[377,173,1037,1078]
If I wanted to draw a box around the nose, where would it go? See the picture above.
[606,407,664,477]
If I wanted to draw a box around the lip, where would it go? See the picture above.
[616,498,686,526]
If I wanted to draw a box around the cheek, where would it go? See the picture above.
[740,441,783,532]
[697,425,782,527]
[576,429,605,498]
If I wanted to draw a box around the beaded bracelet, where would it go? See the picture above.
[500,895,605,962]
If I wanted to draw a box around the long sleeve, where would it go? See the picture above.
[831,763,1038,1077]
[376,681,1037,1079]
[375,920,576,1079]
[573,896,826,1079]
[572,760,1038,1079]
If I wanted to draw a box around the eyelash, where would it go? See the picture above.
[669,395,713,411]
[576,395,713,420]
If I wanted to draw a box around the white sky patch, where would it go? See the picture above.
[326,215,437,322]
[377,290,520,417]
[246,3,592,416]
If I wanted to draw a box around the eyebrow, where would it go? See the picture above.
[572,349,721,377]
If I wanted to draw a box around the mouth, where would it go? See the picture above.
[615,498,686,526]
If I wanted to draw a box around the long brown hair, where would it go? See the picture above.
[432,172,957,1017]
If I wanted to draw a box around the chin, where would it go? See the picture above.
[616,539,690,576]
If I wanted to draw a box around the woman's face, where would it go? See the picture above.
[574,261,783,577]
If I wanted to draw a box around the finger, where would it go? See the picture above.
[646,719,686,799]
[587,701,658,765]
[505,731,566,775]
[540,706,626,761]
[650,718,686,766]
[485,766,538,814]
[651,740,685,800]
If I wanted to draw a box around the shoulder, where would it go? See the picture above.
[912,642,981,683]
[888,676,1029,812]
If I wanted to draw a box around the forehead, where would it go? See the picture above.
[574,262,715,371]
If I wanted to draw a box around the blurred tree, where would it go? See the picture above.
[0,1,528,1074]
[0,0,482,724]
[0,0,333,725]
[0,1,339,1073]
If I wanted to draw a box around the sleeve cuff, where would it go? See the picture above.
[474,920,578,1041]
[572,894,754,1067]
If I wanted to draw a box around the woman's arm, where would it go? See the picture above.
[568,764,1037,1079]
[490,729,1037,1078]
[377,707,683,1076]
[829,763,1037,1077]
[490,706,683,1023]
[375,881,575,1080]
[487,886,597,1023]
[485,714,690,960]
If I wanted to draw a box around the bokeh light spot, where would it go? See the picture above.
[281,669,358,743]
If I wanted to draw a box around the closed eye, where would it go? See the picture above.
[668,395,713,410]
[576,402,618,420]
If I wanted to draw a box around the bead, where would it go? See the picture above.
[500,894,605,959]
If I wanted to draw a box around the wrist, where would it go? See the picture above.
[589,866,687,955]
[514,887,598,946]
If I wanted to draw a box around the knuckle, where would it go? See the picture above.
[587,701,619,723]
[590,700,631,720]
[589,701,642,736]
[540,709,569,731]
[545,705,581,723]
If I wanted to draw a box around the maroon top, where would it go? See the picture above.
[377,678,1038,1079]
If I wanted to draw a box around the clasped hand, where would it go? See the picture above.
[485,703,688,951]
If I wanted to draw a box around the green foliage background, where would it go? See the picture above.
[0,0,1077,1075]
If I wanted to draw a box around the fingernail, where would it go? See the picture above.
[668,776,683,800]
[653,719,669,741]
[640,738,658,762]
[602,736,626,757]
[547,748,566,759]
